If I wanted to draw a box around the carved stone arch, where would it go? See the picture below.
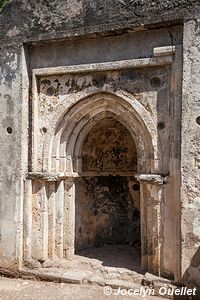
[72,110,139,173]
[28,90,165,275]
[68,109,148,173]
[42,91,161,174]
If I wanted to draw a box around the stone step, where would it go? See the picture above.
[19,267,180,299]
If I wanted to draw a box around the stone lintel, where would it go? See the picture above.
[33,56,173,77]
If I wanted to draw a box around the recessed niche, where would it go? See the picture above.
[196,116,200,126]
[150,76,161,88]
[157,122,165,130]
[42,127,47,133]
[132,183,140,191]
[6,127,13,135]
[46,86,54,96]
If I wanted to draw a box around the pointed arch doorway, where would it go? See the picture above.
[74,115,141,271]
[27,91,163,276]
[49,91,163,275]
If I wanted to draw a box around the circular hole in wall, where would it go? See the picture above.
[46,86,54,96]
[150,76,161,88]
[42,127,47,134]
[6,127,13,135]
[132,184,140,192]
[196,116,200,126]
[157,122,165,130]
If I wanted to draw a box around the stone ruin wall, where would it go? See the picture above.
[0,0,199,288]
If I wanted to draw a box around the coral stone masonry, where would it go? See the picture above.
[0,0,200,293]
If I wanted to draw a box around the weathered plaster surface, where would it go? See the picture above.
[25,32,181,281]
[0,23,182,279]
[0,0,199,288]
[0,44,25,263]
[181,19,200,288]
[36,65,170,173]
[0,0,198,43]
[75,176,140,251]
[82,118,137,172]
[75,118,139,251]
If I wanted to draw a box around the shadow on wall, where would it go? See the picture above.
[174,247,200,299]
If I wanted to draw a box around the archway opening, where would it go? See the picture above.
[75,116,141,271]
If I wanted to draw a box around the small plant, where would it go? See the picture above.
[0,0,11,11]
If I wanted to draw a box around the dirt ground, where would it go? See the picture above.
[76,244,141,272]
[0,276,163,300]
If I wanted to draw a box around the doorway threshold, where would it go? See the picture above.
[18,247,176,300]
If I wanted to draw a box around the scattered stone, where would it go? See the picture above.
[60,271,92,284]
[42,259,70,269]
[103,266,133,275]
[23,259,42,269]
[21,281,29,286]
[142,272,171,286]
[86,273,105,286]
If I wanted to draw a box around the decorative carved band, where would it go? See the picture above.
[153,46,176,57]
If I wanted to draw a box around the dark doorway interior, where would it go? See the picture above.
[75,117,141,271]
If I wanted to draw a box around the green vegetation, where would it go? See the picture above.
[0,0,11,11]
